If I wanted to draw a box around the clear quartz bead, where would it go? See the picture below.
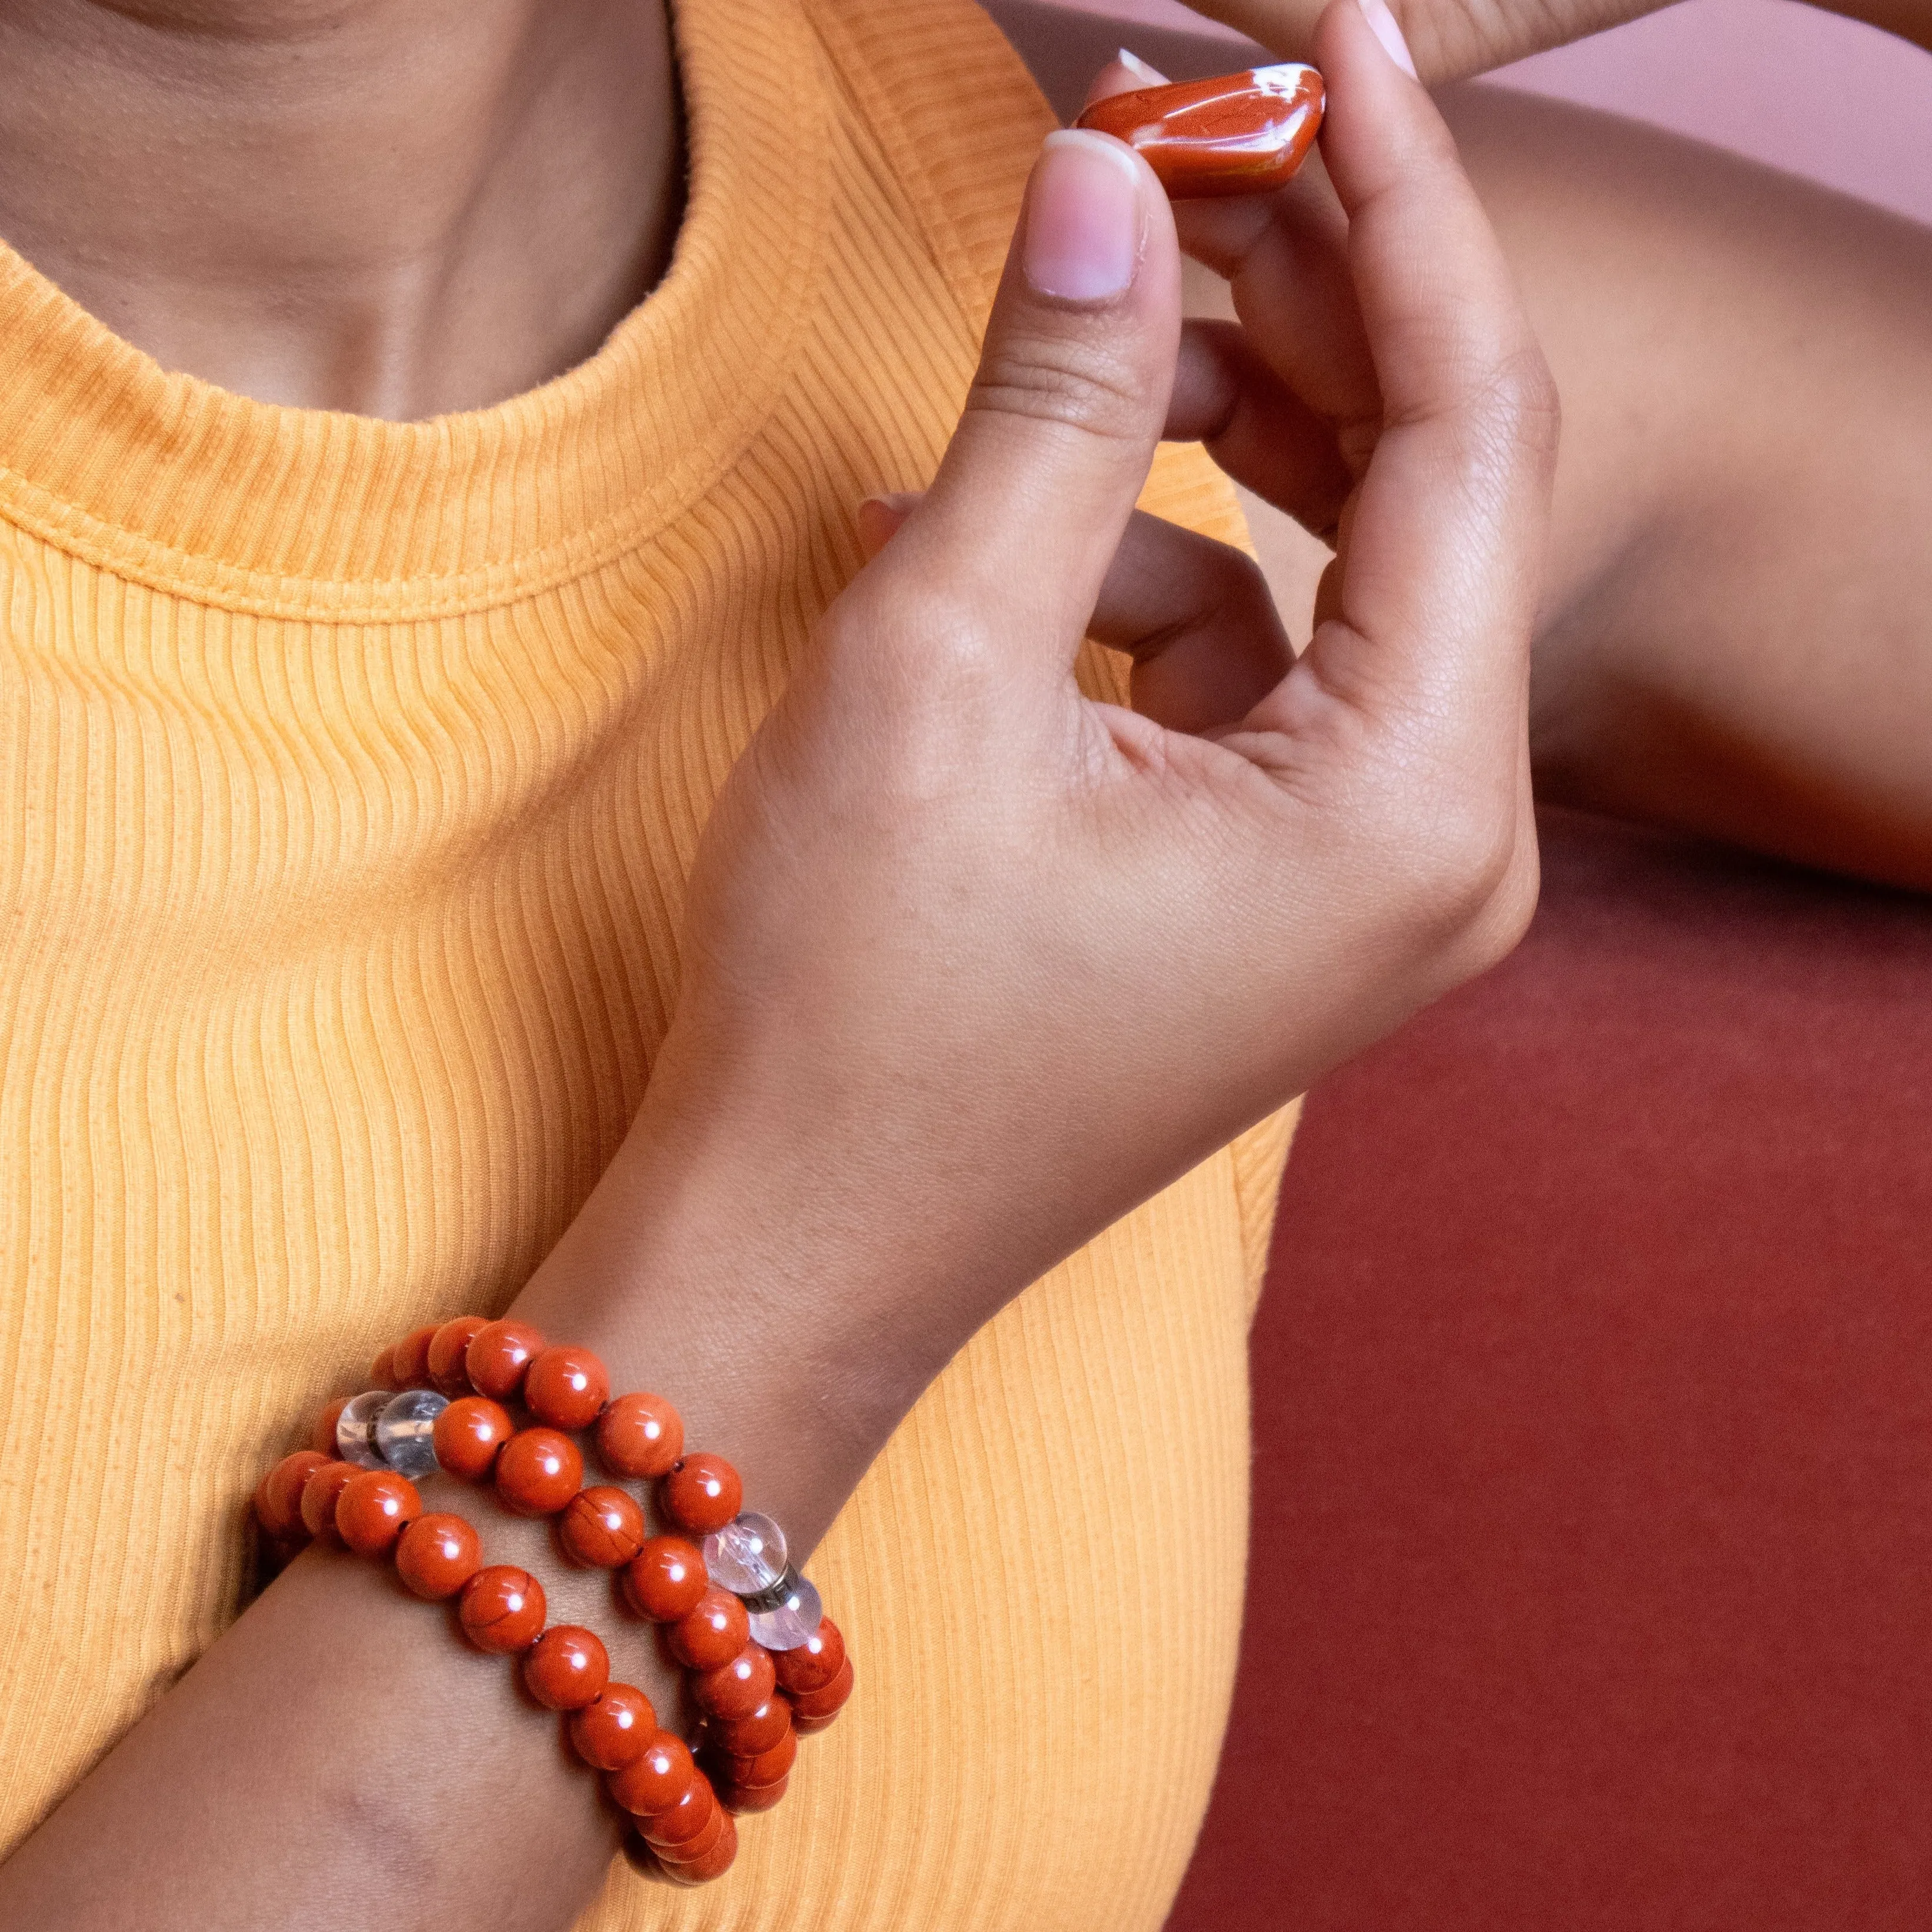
[336,1389,391,1470]
[747,1571,823,1651]
[703,1512,788,1594]
[376,1388,449,1479]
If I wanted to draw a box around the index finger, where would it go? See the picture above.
[1251,0,1557,750]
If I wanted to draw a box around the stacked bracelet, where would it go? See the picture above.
[251,1315,854,1882]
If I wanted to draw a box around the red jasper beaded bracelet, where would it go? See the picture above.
[253,1314,854,1881]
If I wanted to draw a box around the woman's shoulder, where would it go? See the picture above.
[800,0,1056,315]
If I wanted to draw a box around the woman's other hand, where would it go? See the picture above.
[633,0,1556,1357]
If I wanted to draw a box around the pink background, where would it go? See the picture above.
[1046,0,1932,224]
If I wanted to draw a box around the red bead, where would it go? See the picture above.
[569,1684,656,1770]
[789,1655,854,1723]
[720,1771,788,1814]
[622,1537,707,1622]
[311,1397,350,1458]
[609,1732,697,1817]
[559,1485,647,1568]
[1074,62,1325,200]
[299,1460,361,1545]
[394,1513,482,1600]
[255,1451,327,1538]
[661,1454,742,1536]
[656,1796,730,1860]
[523,1625,610,1711]
[670,1590,750,1673]
[458,1565,547,1654]
[772,1615,845,1695]
[335,1468,422,1557]
[369,1344,397,1389]
[595,1391,684,1480]
[464,1318,547,1400]
[427,1315,489,1395]
[710,1695,791,1758]
[524,1344,609,1431]
[641,1773,717,1847]
[692,1644,775,1721]
[494,1427,584,1517]
[389,1325,440,1390]
[432,1395,513,1481]
[729,1725,796,1788]
[661,1808,736,1881]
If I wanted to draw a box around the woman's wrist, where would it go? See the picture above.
[502,1084,993,1565]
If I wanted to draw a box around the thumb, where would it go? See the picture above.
[858,128,1182,674]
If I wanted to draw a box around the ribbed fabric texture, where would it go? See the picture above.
[0,0,1297,1923]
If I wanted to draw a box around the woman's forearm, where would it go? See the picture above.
[0,1109,981,1932]
[1438,85,1932,889]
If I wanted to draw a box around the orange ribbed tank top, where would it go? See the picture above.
[0,0,1296,1923]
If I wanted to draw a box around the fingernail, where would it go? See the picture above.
[1357,0,1419,79]
[1116,46,1170,86]
[1024,129,1144,303]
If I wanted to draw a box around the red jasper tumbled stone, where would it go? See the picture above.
[1075,62,1325,200]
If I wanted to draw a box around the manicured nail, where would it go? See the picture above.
[1116,46,1170,86]
[1357,0,1419,78]
[1024,129,1144,302]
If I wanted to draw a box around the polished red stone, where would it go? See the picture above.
[569,1683,657,1770]
[523,1625,611,1711]
[394,1512,482,1600]
[1075,63,1325,200]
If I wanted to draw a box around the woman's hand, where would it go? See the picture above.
[631,0,1556,1363]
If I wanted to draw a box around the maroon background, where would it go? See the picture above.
[1168,809,1932,1930]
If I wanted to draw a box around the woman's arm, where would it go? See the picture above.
[0,12,1556,1925]
[1445,82,1932,889]
[1002,11,1932,886]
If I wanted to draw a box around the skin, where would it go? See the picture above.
[0,0,1924,1923]
[1177,0,1932,86]
[1000,8,1932,889]
[0,1,1558,1926]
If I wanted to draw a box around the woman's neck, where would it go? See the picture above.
[0,0,684,418]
